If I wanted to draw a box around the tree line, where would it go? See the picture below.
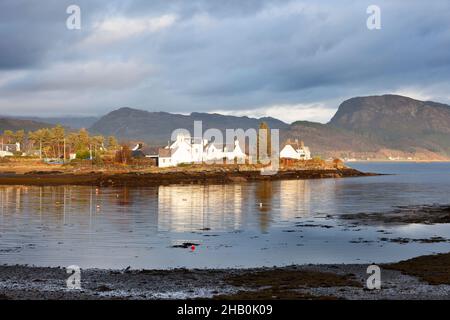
[1,126,119,159]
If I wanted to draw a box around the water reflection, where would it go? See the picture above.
[158,184,245,232]
[280,180,311,219]
[3,163,450,268]
[255,181,273,232]
[0,180,315,235]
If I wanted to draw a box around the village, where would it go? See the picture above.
[0,125,312,169]
[138,133,311,168]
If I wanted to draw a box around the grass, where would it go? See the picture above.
[385,252,450,285]
[212,268,361,300]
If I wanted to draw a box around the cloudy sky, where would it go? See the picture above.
[1,0,450,123]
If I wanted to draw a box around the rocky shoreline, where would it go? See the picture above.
[0,168,374,187]
[1,252,450,300]
[339,204,450,225]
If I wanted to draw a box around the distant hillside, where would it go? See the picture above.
[14,116,98,129]
[89,95,450,160]
[90,107,289,144]
[282,121,382,159]
[328,94,450,157]
[3,94,450,160]
[0,118,53,132]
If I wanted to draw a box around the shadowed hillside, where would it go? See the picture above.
[0,118,53,132]
[89,107,289,144]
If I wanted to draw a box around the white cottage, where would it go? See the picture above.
[0,142,20,158]
[223,140,246,161]
[280,139,311,160]
[158,133,247,167]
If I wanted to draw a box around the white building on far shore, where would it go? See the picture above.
[0,142,20,157]
[158,133,246,168]
[280,139,311,160]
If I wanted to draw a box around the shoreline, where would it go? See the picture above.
[0,168,375,187]
[1,252,450,300]
[346,160,450,163]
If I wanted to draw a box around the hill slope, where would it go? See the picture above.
[328,94,450,157]
[90,107,289,143]
[0,118,53,132]
[89,95,450,160]
[15,116,99,129]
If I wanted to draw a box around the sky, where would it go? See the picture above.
[0,0,450,124]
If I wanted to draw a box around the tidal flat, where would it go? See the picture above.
[2,252,450,300]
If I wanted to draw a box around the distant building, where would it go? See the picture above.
[157,133,247,167]
[131,143,146,158]
[0,142,20,157]
[158,148,172,167]
[280,139,311,160]
[0,142,20,153]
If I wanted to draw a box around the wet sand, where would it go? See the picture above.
[0,168,373,187]
[1,252,450,300]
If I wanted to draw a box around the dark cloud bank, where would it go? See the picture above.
[0,0,449,123]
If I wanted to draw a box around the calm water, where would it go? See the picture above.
[1,162,450,269]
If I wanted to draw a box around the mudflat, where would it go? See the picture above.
[2,252,450,300]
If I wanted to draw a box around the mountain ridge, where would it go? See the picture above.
[2,94,450,160]
[89,107,290,143]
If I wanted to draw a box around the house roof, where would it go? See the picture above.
[131,150,145,158]
[141,145,160,155]
[158,148,171,157]
[283,138,305,150]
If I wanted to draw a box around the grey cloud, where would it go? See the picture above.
[0,0,450,121]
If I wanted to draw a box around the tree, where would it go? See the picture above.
[107,136,118,150]
[14,130,25,146]
[115,145,131,164]
[27,125,118,160]
[2,130,14,144]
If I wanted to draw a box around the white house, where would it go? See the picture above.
[223,140,246,161]
[158,148,173,167]
[0,142,20,152]
[0,142,20,157]
[280,139,311,160]
[158,133,247,167]
[0,151,13,158]
[204,141,223,161]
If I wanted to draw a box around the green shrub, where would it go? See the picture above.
[76,150,91,160]
[177,162,192,167]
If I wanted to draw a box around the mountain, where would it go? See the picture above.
[89,107,289,143]
[282,121,382,159]
[0,118,53,132]
[14,116,98,129]
[89,95,450,160]
[327,94,450,157]
[4,94,450,160]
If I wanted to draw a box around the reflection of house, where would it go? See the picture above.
[279,180,311,219]
[158,133,246,167]
[280,139,311,160]
[157,184,243,232]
